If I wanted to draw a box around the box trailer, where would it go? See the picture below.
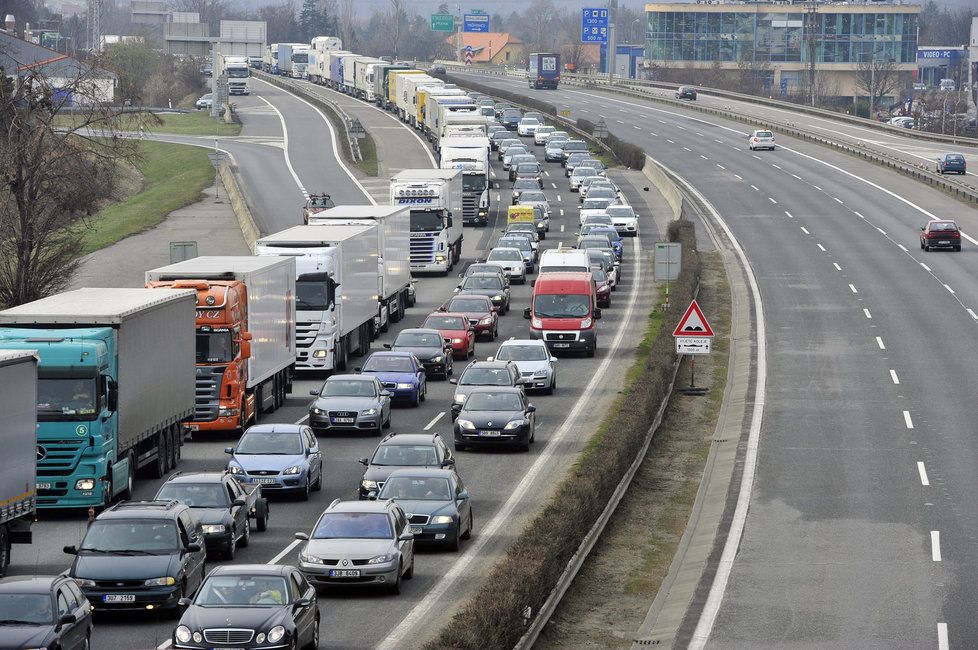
[0,350,37,575]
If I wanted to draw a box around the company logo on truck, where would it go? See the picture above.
[396,197,434,204]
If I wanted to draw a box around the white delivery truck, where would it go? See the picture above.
[416,84,460,132]
[309,36,342,84]
[326,50,351,89]
[276,43,294,76]
[0,350,36,575]
[423,90,473,139]
[397,74,440,127]
[367,63,407,104]
[307,205,413,333]
[354,57,386,100]
[390,169,464,274]
[341,55,368,95]
[439,135,491,226]
[291,44,310,78]
[224,55,251,95]
[263,43,278,73]
[256,225,379,372]
[435,109,486,150]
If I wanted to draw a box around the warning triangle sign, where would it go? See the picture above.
[673,299,714,337]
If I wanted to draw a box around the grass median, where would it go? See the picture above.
[55,111,241,137]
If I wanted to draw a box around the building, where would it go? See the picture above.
[916,46,969,90]
[0,31,117,103]
[164,18,267,58]
[443,32,526,66]
[645,1,920,100]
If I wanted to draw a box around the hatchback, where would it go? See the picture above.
[748,129,776,151]
[676,86,697,100]
[422,312,477,359]
[920,219,961,251]
[936,153,966,175]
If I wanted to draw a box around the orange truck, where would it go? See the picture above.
[146,257,297,433]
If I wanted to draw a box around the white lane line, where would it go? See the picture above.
[294,414,309,424]
[495,194,501,202]
[551,182,557,189]
[945,284,955,294]
[833,262,842,271]
[917,462,930,486]
[920,263,931,271]
[771,164,781,169]
[700,154,709,160]
[968,308,978,321]
[938,623,949,650]
[659,119,667,124]
[812,185,823,191]
[256,94,308,198]
[768,197,777,204]
[876,227,887,235]
[833,197,844,204]
[898,244,909,252]
[876,336,886,350]
[791,174,802,180]
[423,411,445,430]
[849,283,858,293]
[666,139,675,144]
[716,164,725,170]
[733,174,743,180]
[750,184,759,191]
[890,369,899,384]
[784,211,793,219]
[559,208,564,216]
[864,308,872,319]
[269,539,303,565]
[853,211,865,219]
[903,411,914,429]
[931,531,942,562]
[696,132,705,137]
[634,125,643,130]
[379,237,646,649]
[817,244,826,252]
[615,119,624,124]
[556,194,562,202]
[714,139,723,143]
[157,640,172,649]
[649,131,658,137]
[800,226,810,235]
[560,224,565,232]
[544,171,550,177]
[683,146,692,152]
[677,125,687,130]
[751,154,761,160]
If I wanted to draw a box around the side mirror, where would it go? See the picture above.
[106,378,119,412]
[224,447,234,454]
[441,458,455,467]
[398,532,414,541]
[438,306,448,311]
[309,389,319,396]
[457,490,470,500]
[63,545,78,555]
[294,532,309,541]
[920,226,925,231]
[58,613,77,627]
[367,490,378,500]
[594,308,602,319]
[307,447,316,456]
[239,339,252,360]
[380,390,392,397]
[491,306,499,313]
[526,404,537,413]
[178,597,193,608]
[186,543,202,553]
[449,378,457,384]
[383,343,392,349]
[523,307,531,319]
[358,457,369,466]
[294,597,312,608]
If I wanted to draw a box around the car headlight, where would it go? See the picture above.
[492,294,503,301]
[367,554,394,564]
[175,625,193,643]
[73,578,95,588]
[312,349,328,358]
[201,524,226,535]
[504,419,527,430]
[534,369,549,377]
[451,338,462,344]
[454,394,466,404]
[228,464,244,475]
[362,479,378,489]
[581,317,592,328]
[396,382,414,389]
[479,317,492,325]
[431,515,454,525]
[144,576,177,586]
[456,419,476,431]
[283,465,302,475]
[432,355,443,363]
[74,478,95,490]
[267,625,286,644]
[300,552,323,564]
[360,408,378,416]
[311,407,324,415]
[531,318,543,328]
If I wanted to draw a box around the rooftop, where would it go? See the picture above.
[0,31,116,80]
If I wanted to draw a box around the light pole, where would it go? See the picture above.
[630,18,640,44]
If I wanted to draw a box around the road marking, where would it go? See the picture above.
[615,119,624,124]
[938,623,949,650]
[423,411,445,430]
[696,132,705,137]
[968,308,978,320]
[560,223,565,232]
[659,119,667,124]
[817,244,826,252]
[876,336,886,350]
[833,262,842,271]
[544,171,550,177]
[683,147,692,152]
[269,539,303,565]
[559,208,564,216]
[677,125,687,130]
[700,154,709,160]
[903,411,914,429]
[649,131,658,137]
[784,211,793,219]
[889,369,899,384]
[771,164,781,169]
[853,211,865,219]
[750,184,759,191]
[876,227,886,235]
[920,263,931,271]
[716,164,725,170]
[864,308,872,319]
[634,125,643,130]
[945,284,955,294]
[833,197,844,204]
[800,226,810,235]
[849,283,857,293]
[495,194,501,202]
[294,414,310,424]
[157,641,172,649]
[897,244,908,252]
[791,174,802,180]
[556,194,562,202]
[256,94,308,198]
[714,139,723,143]
[768,197,777,204]
[931,531,942,561]
[666,139,675,144]
[751,154,761,160]
[551,182,557,189]
[812,185,823,191]
[733,174,742,180]
[917,462,930,486]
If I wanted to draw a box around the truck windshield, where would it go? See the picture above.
[462,173,487,192]
[296,273,334,311]
[534,294,591,318]
[37,374,98,421]
[292,54,308,63]
[227,68,249,78]
[197,330,234,364]
[410,210,444,232]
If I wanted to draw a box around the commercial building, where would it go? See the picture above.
[645,1,920,100]
[916,47,969,90]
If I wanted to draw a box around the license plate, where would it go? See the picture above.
[188,424,199,431]
[479,430,501,437]
[939,240,950,244]
[36,482,51,490]
[410,526,423,534]
[553,343,570,348]
[332,417,354,424]
[329,569,361,578]
[255,478,276,484]
[103,594,135,603]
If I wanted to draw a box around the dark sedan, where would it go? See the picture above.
[172,565,319,650]
[456,273,511,314]
[376,468,473,551]
[0,575,93,650]
[920,219,961,251]
[676,85,697,100]
[386,328,454,379]
[454,387,536,452]
[440,295,499,340]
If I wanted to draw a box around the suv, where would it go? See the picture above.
[295,499,416,594]
[63,500,207,613]
[449,360,524,419]
[676,86,697,100]
[357,432,456,499]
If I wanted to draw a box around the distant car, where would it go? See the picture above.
[936,153,967,175]
[439,295,499,341]
[422,312,477,360]
[508,154,537,180]
[195,93,213,110]
[545,139,569,162]
[224,423,323,500]
[493,338,557,393]
[490,130,511,151]
[428,64,447,75]
[748,129,776,151]
[375,468,473,551]
[457,272,512,313]
[174,564,320,650]
[357,432,456,499]
[503,146,530,170]
[486,247,528,284]
[534,125,556,145]
[307,374,392,435]
[386,328,454,379]
[889,116,915,129]
[592,268,612,308]
[517,117,541,136]
[357,351,427,407]
[513,177,542,202]
[581,158,607,177]
[501,108,523,130]
[582,185,618,205]
[569,166,598,192]
[583,226,624,260]
[676,85,697,100]
[564,152,591,177]
[0,575,93,650]
[505,222,541,246]
[606,204,639,237]
[497,235,537,272]
[561,140,589,164]
[587,249,618,288]
[513,161,543,185]
[449,360,524,419]
[459,262,510,288]
[295,499,415,593]
[454,387,537,452]
[497,138,522,160]
[919,219,961,252]
[200,63,213,77]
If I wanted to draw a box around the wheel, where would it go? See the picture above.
[924,244,930,252]
[299,474,311,501]
[168,425,180,470]
[586,344,595,358]
[954,245,961,252]
[519,437,531,452]
[169,583,186,619]
[239,517,251,547]
[461,511,473,540]
[160,429,172,473]
[120,452,135,501]
[404,557,415,578]
[419,383,426,403]
[389,562,402,594]
[305,614,320,650]
[383,413,391,429]
[337,339,348,371]
[312,463,323,491]
[150,431,167,478]
[224,529,237,560]
[545,378,554,395]
[255,499,269,532]
[920,240,925,250]
[447,525,460,552]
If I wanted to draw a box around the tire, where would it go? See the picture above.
[168,425,180,470]
[447,525,460,552]
[519,437,531,452]
[954,245,961,252]
[383,413,391,429]
[0,526,9,578]
[169,583,186,619]
[586,344,595,358]
[160,428,172,473]
[224,530,237,560]
[404,557,415,579]
[461,511,473,540]
[337,339,348,371]
[255,499,269,532]
[305,614,320,650]
[455,441,467,452]
[312,463,323,491]
[389,562,402,594]
[924,244,930,252]
[419,383,426,403]
[544,379,554,395]
[150,431,167,478]
[120,452,135,501]
[239,517,250,547]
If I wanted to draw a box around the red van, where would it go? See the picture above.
[523,272,601,357]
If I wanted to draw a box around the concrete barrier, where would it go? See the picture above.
[218,160,261,252]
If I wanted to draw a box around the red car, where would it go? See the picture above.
[422,312,476,359]
[591,268,612,308]
[920,219,961,252]
[439,295,499,340]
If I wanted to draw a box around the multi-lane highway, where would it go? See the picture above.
[452,71,978,648]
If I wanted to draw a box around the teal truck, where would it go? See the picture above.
[0,288,197,510]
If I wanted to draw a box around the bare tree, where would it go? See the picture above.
[336,0,358,53]
[854,57,902,118]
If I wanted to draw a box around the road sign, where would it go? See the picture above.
[465,49,473,65]
[676,337,712,355]
[349,118,366,139]
[673,299,714,337]
[592,117,609,139]
[558,109,571,117]
[654,242,681,281]
[581,8,609,44]
[169,241,198,264]
[431,13,454,32]
[463,14,489,32]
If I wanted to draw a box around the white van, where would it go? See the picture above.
[538,248,592,274]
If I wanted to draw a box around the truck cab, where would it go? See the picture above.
[223,56,250,95]
[439,136,491,227]
[291,44,310,78]
[524,272,600,357]
[391,169,465,274]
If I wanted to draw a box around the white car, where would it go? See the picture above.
[579,197,616,225]
[605,204,639,237]
[517,118,541,137]
[889,116,914,129]
[195,93,213,110]
[486,248,527,284]
[581,214,614,230]
[569,166,598,192]
[748,129,776,151]
[493,339,557,394]
[534,126,556,145]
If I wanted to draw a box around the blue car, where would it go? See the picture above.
[936,153,967,175]
[225,424,323,500]
[357,351,427,407]
[587,226,624,261]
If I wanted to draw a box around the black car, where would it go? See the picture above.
[501,108,523,130]
[173,564,319,650]
[454,387,536,452]
[375,468,473,551]
[64,500,207,613]
[676,85,697,100]
[358,432,456,499]
[0,575,93,650]
[449,360,524,419]
[386,328,454,379]
[456,273,511,313]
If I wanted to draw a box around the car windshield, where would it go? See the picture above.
[590,228,621,241]
[36,374,97,421]
[195,576,290,607]
[489,249,523,262]
[582,198,611,210]
[236,432,304,455]
[312,513,392,539]
[323,380,376,397]
[380,477,453,501]
[756,131,773,138]
[0,594,53,624]
[395,332,443,347]
[81,520,179,553]
[464,276,503,290]
[424,316,466,330]
[449,298,490,312]
[573,168,597,178]
[496,344,548,361]
[462,174,487,192]
[929,222,958,231]
[371,444,439,466]
[592,269,608,282]
[514,180,538,190]
[499,238,529,251]
[534,294,591,318]
[466,264,502,277]
[581,237,612,249]
[521,118,539,126]
[460,367,513,386]
[464,392,523,411]
[588,189,616,200]
[584,217,613,227]
[156,483,227,508]
[606,206,635,218]
[363,356,415,373]
[196,329,234,363]
[503,110,522,120]
[565,142,587,152]
[583,160,604,170]
[520,192,547,203]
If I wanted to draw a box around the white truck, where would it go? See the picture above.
[397,74,441,126]
[256,225,379,372]
[439,136,491,227]
[342,55,369,95]
[307,205,413,333]
[434,109,486,150]
[224,55,250,95]
[326,50,351,90]
[354,57,386,100]
[367,62,408,104]
[291,44,310,78]
[308,36,342,84]
[390,169,464,274]
[0,350,36,576]
[422,90,472,138]
[276,43,294,76]
[263,43,278,73]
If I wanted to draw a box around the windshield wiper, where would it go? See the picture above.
[0,619,41,625]
[105,549,161,555]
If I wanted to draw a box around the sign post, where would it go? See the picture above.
[592,117,609,140]
[673,299,714,394]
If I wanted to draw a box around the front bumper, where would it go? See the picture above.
[519,372,553,390]
[450,340,469,358]
[237,473,306,492]
[408,521,458,544]
[203,530,233,553]
[530,328,596,352]
[309,412,382,432]
[82,583,182,610]
[299,560,399,588]
[455,425,531,446]
[614,222,638,236]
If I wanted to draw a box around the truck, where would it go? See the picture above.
[422,89,472,138]
[0,350,37,576]
[306,205,413,332]
[263,43,278,73]
[145,257,297,435]
[255,225,378,372]
[327,50,351,90]
[434,108,485,149]
[387,69,426,113]
[398,74,442,127]
[528,52,561,89]
[368,63,409,105]
[224,55,250,95]
[354,57,385,100]
[390,169,464,274]
[0,288,196,509]
[291,44,310,78]
[308,36,342,84]
[342,54,367,94]
[439,136,492,226]
[276,43,294,76]
[417,85,464,131]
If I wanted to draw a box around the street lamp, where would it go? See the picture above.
[630,18,641,44]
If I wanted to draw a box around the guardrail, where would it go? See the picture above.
[218,160,262,251]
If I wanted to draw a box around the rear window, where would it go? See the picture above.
[930,221,958,231]
[756,131,774,138]
[946,155,965,163]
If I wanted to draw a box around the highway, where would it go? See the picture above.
[452,71,978,648]
[13,80,661,649]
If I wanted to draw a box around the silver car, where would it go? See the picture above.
[493,339,557,393]
[296,498,415,594]
[486,247,528,284]
[308,375,392,435]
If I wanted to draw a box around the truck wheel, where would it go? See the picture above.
[150,432,168,478]
[337,340,348,371]
[120,452,135,501]
[0,525,10,577]
[255,499,269,532]
[169,425,180,468]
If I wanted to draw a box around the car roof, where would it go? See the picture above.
[327,373,375,382]
[365,350,415,359]
[464,386,524,396]
[378,432,442,446]
[498,338,546,347]
[244,423,307,434]
[208,564,291,577]
[463,360,514,370]
[163,471,228,484]
[0,575,65,592]
[385,467,456,480]
[928,219,957,225]
[427,311,468,320]
[450,294,492,302]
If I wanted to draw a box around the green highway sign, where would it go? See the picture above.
[431,13,455,32]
